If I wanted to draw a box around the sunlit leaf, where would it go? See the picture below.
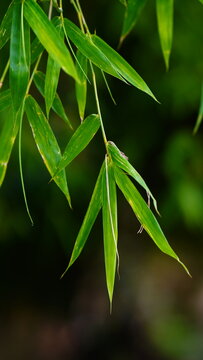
[24,0,78,82]
[0,1,14,50]
[114,165,190,275]
[63,19,156,101]
[55,114,100,174]
[61,163,104,277]
[25,95,71,205]
[0,107,21,186]
[0,89,12,112]
[75,50,88,121]
[120,0,147,44]
[193,83,203,134]
[34,71,72,129]
[9,1,29,111]
[156,0,174,70]
[102,157,118,305]
[107,141,158,213]
[45,21,63,117]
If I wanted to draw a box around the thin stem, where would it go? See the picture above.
[26,53,43,95]
[48,0,53,20]
[0,59,10,88]
[90,62,108,146]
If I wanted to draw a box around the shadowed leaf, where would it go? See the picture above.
[193,83,203,134]
[0,1,14,50]
[0,89,12,112]
[120,0,147,44]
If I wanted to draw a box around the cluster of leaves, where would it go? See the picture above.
[0,0,190,306]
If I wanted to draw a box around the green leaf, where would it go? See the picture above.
[9,1,29,111]
[156,0,174,70]
[0,1,14,50]
[45,21,63,117]
[120,0,147,43]
[198,0,203,4]
[0,89,12,112]
[34,71,72,129]
[114,165,190,276]
[63,19,156,101]
[0,107,21,186]
[107,141,158,213]
[193,83,203,134]
[25,95,71,205]
[55,114,100,174]
[24,0,78,82]
[119,0,127,6]
[61,163,104,277]
[31,37,43,64]
[102,157,118,305]
[75,50,88,121]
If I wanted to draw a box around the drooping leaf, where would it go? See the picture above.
[0,107,21,186]
[45,21,63,117]
[34,71,72,129]
[9,1,29,111]
[61,163,104,277]
[120,0,148,44]
[156,0,174,70]
[63,19,157,101]
[25,95,71,205]
[0,89,12,112]
[114,165,190,275]
[55,114,100,174]
[24,0,78,82]
[31,36,43,64]
[102,157,118,305]
[107,141,158,213]
[193,83,203,134]
[75,50,88,121]
[0,1,14,50]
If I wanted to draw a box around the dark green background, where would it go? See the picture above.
[0,0,203,359]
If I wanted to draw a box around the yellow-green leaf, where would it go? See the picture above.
[75,50,88,121]
[114,165,190,276]
[25,95,71,205]
[156,0,174,70]
[61,163,104,277]
[24,0,78,82]
[102,157,118,305]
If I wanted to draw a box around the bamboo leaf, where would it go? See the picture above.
[114,165,190,276]
[0,89,12,112]
[9,1,29,111]
[45,21,63,117]
[31,37,43,64]
[63,19,156,101]
[156,0,174,70]
[102,157,118,305]
[0,1,14,50]
[56,114,100,174]
[107,141,158,213]
[61,163,104,277]
[24,0,78,82]
[34,71,72,129]
[0,107,21,186]
[25,95,71,205]
[193,83,203,134]
[75,50,88,121]
[120,0,147,44]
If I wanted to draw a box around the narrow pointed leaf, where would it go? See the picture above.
[0,107,21,186]
[120,0,147,43]
[34,71,72,129]
[45,21,63,117]
[24,0,78,82]
[0,89,12,112]
[107,141,158,213]
[103,157,118,304]
[193,83,203,134]
[56,114,100,174]
[0,1,14,50]
[9,1,29,111]
[156,0,174,70]
[63,19,156,101]
[62,163,105,276]
[25,95,71,205]
[75,50,88,121]
[114,165,190,275]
